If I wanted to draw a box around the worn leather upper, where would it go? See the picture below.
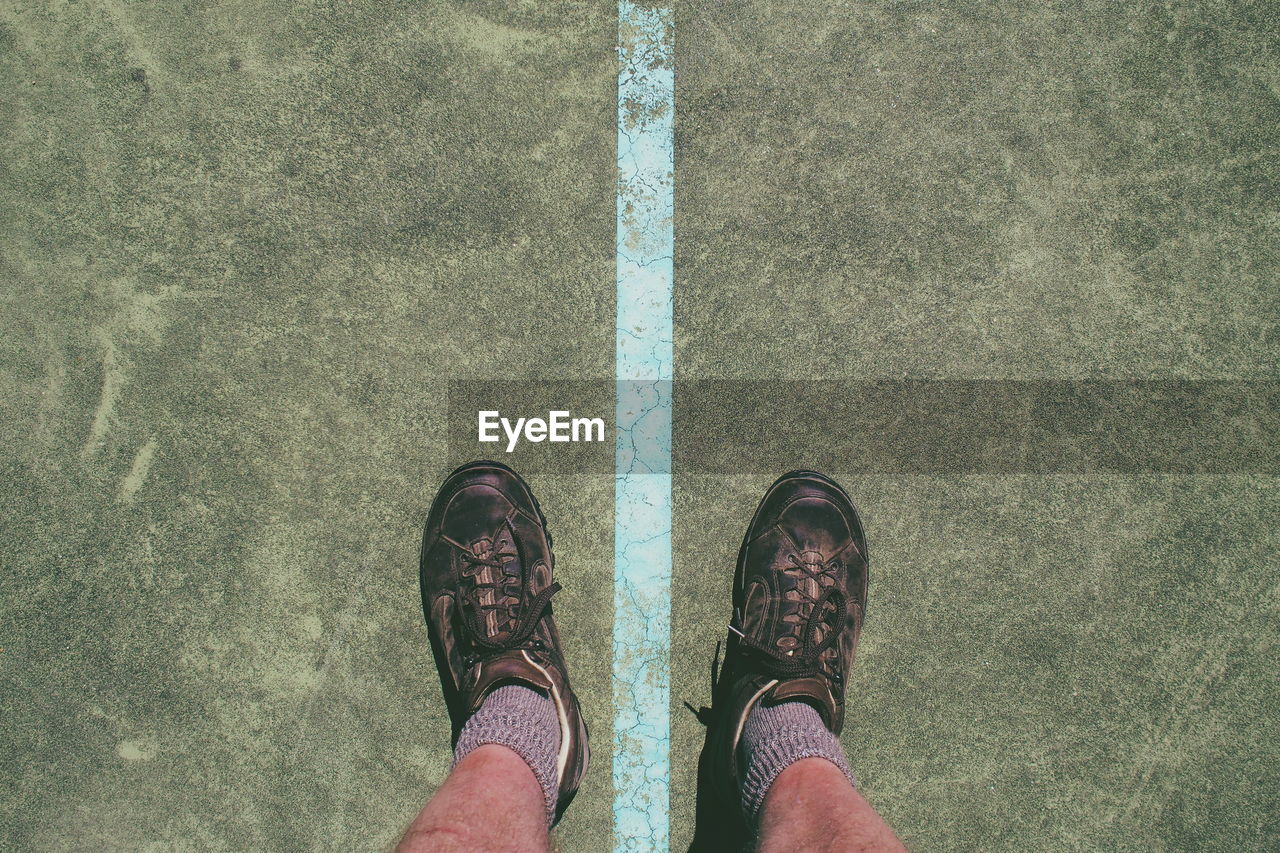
[707,471,868,811]
[419,461,588,823]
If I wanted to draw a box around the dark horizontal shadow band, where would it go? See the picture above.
[447,380,1278,474]
[676,380,1278,474]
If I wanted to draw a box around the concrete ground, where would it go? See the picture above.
[1,1,1275,851]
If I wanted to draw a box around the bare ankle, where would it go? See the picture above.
[758,759,906,853]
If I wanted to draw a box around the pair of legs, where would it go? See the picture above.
[399,747,902,852]
[406,462,906,852]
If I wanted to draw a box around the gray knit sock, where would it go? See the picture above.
[453,684,561,826]
[738,699,858,820]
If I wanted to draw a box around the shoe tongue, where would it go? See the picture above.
[471,525,522,573]
[468,525,523,636]
[774,549,838,654]
[466,650,553,712]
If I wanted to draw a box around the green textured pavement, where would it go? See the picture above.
[2,1,1277,851]
[0,2,617,849]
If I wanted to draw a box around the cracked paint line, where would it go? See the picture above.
[614,2,673,851]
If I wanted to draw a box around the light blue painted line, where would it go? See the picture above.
[614,2,673,852]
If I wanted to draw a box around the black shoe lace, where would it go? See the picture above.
[687,588,845,728]
[735,584,845,679]
[457,543,560,656]
[721,551,847,678]
[685,554,847,728]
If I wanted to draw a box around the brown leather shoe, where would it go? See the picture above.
[698,470,867,830]
[419,460,589,824]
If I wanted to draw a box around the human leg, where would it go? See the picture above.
[401,462,590,850]
[397,744,550,853]
[695,471,904,852]
[756,757,905,853]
